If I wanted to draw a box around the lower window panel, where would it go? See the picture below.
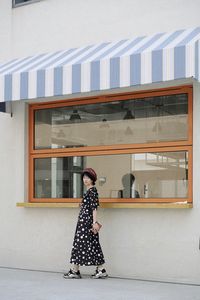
[34,151,188,199]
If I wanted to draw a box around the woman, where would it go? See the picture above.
[64,167,108,279]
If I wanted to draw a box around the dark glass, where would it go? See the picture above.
[34,94,188,150]
[15,0,31,4]
[34,151,188,199]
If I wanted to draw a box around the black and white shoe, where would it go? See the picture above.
[63,269,82,279]
[91,268,108,279]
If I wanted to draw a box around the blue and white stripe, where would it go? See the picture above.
[0,27,200,102]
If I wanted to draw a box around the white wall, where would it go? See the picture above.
[0,0,200,61]
[0,81,200,284]
[0,0,200,284]
[0,0,12,61]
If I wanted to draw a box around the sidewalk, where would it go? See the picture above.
[0,267,200,300]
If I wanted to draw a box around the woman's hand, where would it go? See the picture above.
[91,209,102,234]
[91,222,102,234]
[92,222,100,233]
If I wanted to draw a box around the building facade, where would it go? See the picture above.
[0,0,200,284]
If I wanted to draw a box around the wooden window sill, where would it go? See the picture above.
[16,202,193,209]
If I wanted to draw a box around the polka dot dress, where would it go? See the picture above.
[70,186,105,266]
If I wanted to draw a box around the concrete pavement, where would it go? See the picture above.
[0,267,200,300]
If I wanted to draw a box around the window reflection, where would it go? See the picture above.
[34,94,188,149]
[34,157,84,198]
[118,174,140,198]
[34,151,188,199]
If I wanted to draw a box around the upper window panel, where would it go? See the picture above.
[15,0,31,3]
[13,0,40,7]
[34,93,188,150]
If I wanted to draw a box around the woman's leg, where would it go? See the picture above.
[91,264,108,279]
[72,263,79,272]
[97,264,104,270]
[63,264,81,279]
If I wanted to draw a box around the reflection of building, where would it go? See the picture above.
[35,157,84,198]
[0,0,200,285]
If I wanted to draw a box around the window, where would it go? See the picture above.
[34,151,189,201]
[29,85,193,203]
[34,93,188,149]
[13,0,41,7]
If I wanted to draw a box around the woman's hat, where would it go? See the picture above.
[82,168,97,182]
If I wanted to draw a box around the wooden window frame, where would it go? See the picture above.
[29,85,193,204]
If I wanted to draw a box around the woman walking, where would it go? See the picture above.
[63,168,108,279]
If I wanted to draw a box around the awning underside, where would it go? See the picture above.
[0,27,200,103]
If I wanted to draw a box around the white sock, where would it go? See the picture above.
[97,265,104,271]
[72,264,79,272]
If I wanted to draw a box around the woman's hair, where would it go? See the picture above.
[81,168,97,185]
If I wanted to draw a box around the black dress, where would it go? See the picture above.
[70,186,105,266]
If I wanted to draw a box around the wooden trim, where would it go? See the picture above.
[29,106,34,153]
[30,145,192,158]
[29,198,190,203]
[29,108,34,200]
[30,140,192,156]
[188,146,193,203]
[29,153,34,200]
[188,87,193,145]
[101,203,193,209]
[16,202,193,209]
[28,85,193,204]
[29,85,192,110]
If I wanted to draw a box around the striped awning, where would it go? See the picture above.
[0,27,200,103]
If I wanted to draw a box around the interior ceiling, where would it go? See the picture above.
[64,94,187,115]
[36,94,188,125]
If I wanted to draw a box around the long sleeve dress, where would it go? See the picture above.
[70,186,105,266]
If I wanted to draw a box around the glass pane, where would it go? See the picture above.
[34,157,84,198]
[34,151,188,199]
[34,94,188,149]
[15,0,31,4]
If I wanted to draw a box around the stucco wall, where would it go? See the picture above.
[0,81,200,284]
[0,0,200,61]
[0,0,200,284]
